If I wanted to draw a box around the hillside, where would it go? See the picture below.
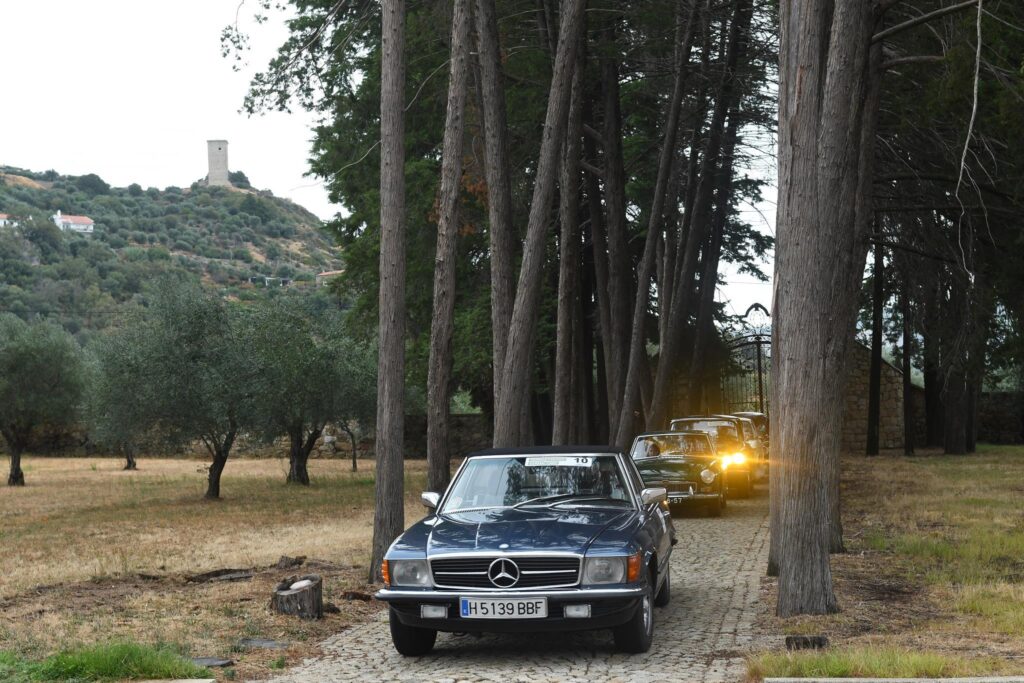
[0,166,341,334]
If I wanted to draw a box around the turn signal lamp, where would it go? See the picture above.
[381,559,391,587]
[626,550,642,583]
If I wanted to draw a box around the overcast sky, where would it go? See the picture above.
[0,0,774,317]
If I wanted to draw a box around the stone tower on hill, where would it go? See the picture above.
[207,140,230,187]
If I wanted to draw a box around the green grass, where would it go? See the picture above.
[955,583,1024,636]
[0,642,209,682]
[748,646,1007,680]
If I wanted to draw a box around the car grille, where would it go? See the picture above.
[430,556,581,590]
[665,482,698,493]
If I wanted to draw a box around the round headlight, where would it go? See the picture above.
[731,452,747,465]
[583,556,627,585]
[390,559,431,587]
[700,468,716,484]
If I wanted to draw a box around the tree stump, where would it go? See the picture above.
[270,574,323,620]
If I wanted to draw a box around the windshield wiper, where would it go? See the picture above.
[550,496,630,508]
[510,493,583,509]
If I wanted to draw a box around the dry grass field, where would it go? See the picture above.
[0,455,431,680]
[750,444,1024,679]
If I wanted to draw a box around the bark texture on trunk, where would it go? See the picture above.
[426,0,471,492]
[123,445,138,471]
[204,428,237,499]
[474,0,516,418]
[341,423,359,472]
[371,0,407,583]
[688,113,739,413]
[645,0,751,433]
[552,59,584,445]
[7,447,25,486]
[3,428,27,486]
[902,273,915,456]
[610,0,701,448]
[922,285,944,447]
[866,239,884,455]
[773,0,879,616]
[943,369,968,454]
[287,425,322,486]
[600,43,632,429]
[492,0,586,446]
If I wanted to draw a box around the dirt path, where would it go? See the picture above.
[269,491,769,683]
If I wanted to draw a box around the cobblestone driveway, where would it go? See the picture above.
[270,492,769,683]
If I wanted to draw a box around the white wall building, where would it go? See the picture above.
[0,213,18,228]
[52,210,94,234]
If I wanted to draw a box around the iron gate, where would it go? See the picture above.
[720,304,771,415]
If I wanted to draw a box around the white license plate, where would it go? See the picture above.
[459,597,547,619]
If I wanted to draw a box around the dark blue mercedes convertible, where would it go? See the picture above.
[375,446,675,655]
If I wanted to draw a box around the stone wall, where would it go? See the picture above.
[978,391,1024,444]
[841,343,909,452]
[403,413,493,460]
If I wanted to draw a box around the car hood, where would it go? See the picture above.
[393,506,635,556]
[635,456,716,483]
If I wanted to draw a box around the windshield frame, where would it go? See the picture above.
[437,452,640,514]
[630,432,716,460]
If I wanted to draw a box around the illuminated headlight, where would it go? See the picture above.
[582,556,627,585]
[730,452,747,465]
[700,468,716,484]
[390,559,431,587]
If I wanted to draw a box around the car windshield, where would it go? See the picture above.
[672,419,740,449]
[441,454,634,513]
[630,433,713,459]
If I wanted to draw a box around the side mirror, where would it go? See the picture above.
[640,487,667,505]
[421,491,440,509]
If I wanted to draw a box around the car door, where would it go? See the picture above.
[624,455,673,575]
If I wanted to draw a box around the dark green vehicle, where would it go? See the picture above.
[628,431,726,516]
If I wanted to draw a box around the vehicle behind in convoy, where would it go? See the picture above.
[629,431,726,516]
[733,411,769,479]
[669,415,757,497]
[375,447,675,655]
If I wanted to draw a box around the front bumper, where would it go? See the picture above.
[376,586,645,633]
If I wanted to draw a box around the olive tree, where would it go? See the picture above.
[246,298,376,484]
[0,314,84,485]
[101,280,257,499]
[86,324,153,470]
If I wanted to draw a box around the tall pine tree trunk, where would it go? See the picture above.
[426,0,471,492]
[902,271,915,455]
[492,0,586,446]
[370,0,407,583]
[474,0,516,420]
[645,0,751,433]
[600,41,632,428]
[688,113,739,412]
[552,50,584,446]
[773,0,878,616]
[610,0,700,447]
[866,239,884,455]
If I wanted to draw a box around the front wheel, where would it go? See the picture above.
[614,583,654,653]
[389,608,437,656]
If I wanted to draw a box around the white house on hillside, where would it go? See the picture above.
[52,210,94,234]
[0,213,18,228]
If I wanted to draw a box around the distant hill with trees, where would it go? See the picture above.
[0,166,341,336]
